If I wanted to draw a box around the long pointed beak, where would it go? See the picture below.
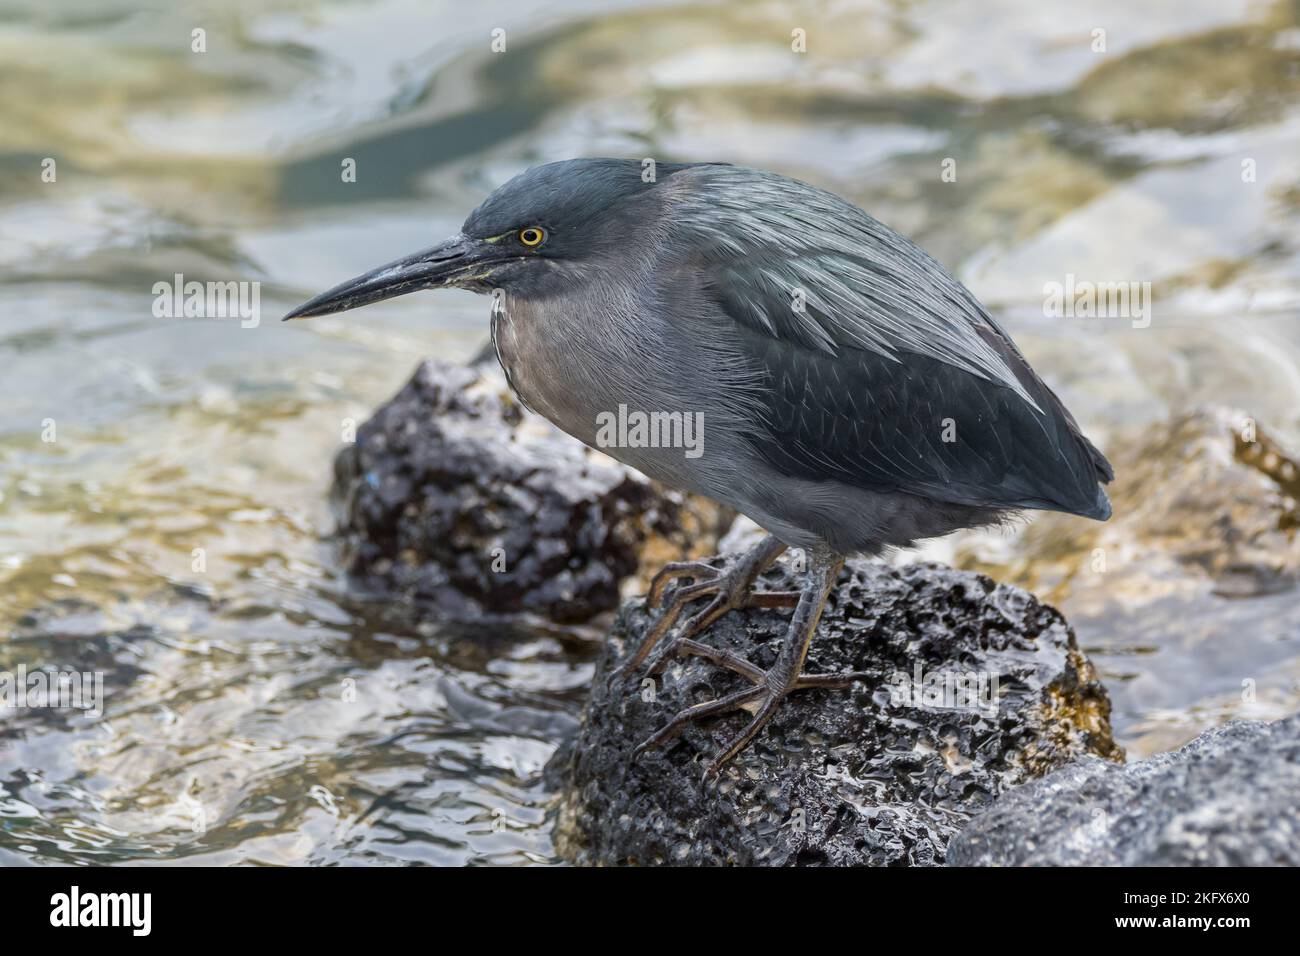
[282,233,484,320]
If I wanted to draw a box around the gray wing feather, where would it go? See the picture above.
[671,165,1040,409]
[665,165,1112,518]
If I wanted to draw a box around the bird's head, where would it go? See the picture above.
[283,158,705,320]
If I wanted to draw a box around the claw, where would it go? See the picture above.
[647,561,718,608]
[609,584,700,681]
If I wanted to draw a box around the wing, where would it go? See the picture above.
[668,166,1113,518]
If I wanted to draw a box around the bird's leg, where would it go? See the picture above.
[611,535,792,682]
[634,547,861,781]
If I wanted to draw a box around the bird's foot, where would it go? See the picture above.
[609,535,790,684]
[630,638,867,782]
[631,548,864,781]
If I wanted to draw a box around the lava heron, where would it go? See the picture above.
[286,158,1113,779]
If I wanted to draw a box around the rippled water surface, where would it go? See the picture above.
[2,0,1298,864]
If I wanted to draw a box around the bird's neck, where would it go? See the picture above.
[490,279,664,446]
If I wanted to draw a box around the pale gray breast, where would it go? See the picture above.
[487,290,746,501]
[489,296,606,447]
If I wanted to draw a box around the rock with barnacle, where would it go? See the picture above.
[549,557,1121,865]
[330,358,732,623]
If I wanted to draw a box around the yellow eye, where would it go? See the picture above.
[518,226,545,247]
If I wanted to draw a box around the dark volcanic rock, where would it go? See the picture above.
[552,558,1121,865]
[331,360,731,623]
[949,713,1300,866]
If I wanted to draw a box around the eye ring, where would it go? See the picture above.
[518,226,545,248]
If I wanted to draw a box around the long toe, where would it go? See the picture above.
[636,544,850,779]
[631,686,764,761]
[610,584,709,681]
[642,595,731,676]
[620,536,790,681]
[647,560,719,608]
[701,688,789,782]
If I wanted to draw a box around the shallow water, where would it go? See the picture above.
[1,0,1298,864]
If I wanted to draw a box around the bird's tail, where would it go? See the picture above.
[1083,435,1114,483]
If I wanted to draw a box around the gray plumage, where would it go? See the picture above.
[468,159,1111,556]
[286,156,1114,775]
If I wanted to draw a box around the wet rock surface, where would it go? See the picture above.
[949,406,1300,755]
[551,558,1121,866]
[331,359,731,623]
[949,712,1300,866]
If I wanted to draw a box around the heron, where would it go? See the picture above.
[285,158,1113,780]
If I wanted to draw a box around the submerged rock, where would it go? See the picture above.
[331,360,731,623]
[551,558,1121,866]
[949,712,1300,866]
